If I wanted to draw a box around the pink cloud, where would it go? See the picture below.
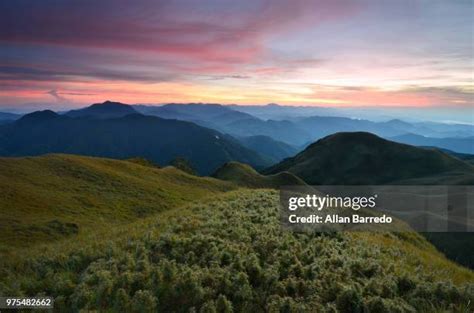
[0,0,359,64]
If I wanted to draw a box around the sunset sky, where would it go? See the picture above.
[0,0,472,111]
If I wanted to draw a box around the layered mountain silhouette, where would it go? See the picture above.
[135,103,473,148]
[228,103,341,120]
[296,116,405,139]
[1,101,471,176]
[0,103,270,175]
[221,118,312,146]
[136,103,312,146]
[236,135,298,163]
[264,132,474,185]
[296,116,473,143]
[134,103,256,128]
[0,111,21,124]
[391,133,474,154]
[16,109,58,123]
[231,103,474,134]
[212,161,305,188]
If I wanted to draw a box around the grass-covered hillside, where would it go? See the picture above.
[212,161,306,188]
[1,190,472,312]
[264,132,474,185]
[0,154,234,249]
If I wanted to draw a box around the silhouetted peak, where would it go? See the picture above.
[309,131,384,148]
[91,100,129,108]
[385,119,412,127]
[18,110,59,122]
[65,101,137,118]
[86,101,135,112]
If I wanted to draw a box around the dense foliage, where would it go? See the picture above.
[1,190,472,312]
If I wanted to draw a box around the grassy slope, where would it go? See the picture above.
[264,132,474,185]
[0,154,473,311]
[212,161,306,188]
[0,154,235,248]
[0,190,472,312]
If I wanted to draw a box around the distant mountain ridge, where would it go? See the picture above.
[0,111,22,122]
[2,101,471,172]
[134,103,256,126]
[264,132,474,185]
[236,135,298,163]
[134,103,314,145]
[0,104,270,175]
[16,109,58,123]
[229,103,474,126]
[391,133,474,154]
[296,116,473,141]
[135,103,473,148]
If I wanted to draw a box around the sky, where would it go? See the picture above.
[0,0,472,111]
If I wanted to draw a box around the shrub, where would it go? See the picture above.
[336,287,363,313]
[1,190,472,312]
[131,290,157,313]
[216,294,233,313]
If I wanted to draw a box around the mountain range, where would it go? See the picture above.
[1,102,472,154]
[134,103,472,149]
[133,103,313,145]
[0,105,270,175]
[235,135,298,163]
[0,111,21,125]
[391,133,474,154]
[0,101,472,176]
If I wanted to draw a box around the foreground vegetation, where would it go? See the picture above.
[1,190,472,312]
